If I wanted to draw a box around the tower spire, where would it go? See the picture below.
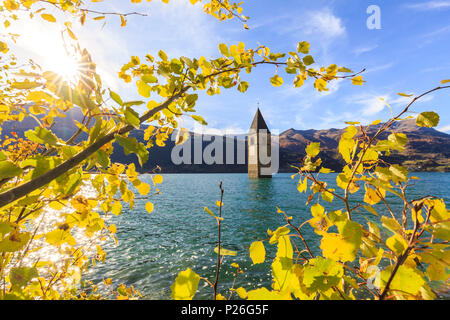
[248,106,272,178]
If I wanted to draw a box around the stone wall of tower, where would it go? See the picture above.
[259,131,272,178]
[247,130,272,178]
[248,131,259,178]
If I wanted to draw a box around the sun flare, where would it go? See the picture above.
[11,18,83,85]
[45,52,81,85]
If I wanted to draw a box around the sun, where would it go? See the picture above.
[45,52,82,85]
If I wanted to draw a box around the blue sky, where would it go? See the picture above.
[10,0,450,133]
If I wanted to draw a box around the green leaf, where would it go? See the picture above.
[416,111,440,128]
[123,100,144,107]
[185,94,198,107]
[158,50,168,61]
[270,75,283,87]
[124,106,141,128]
[24,127,59,146]
[272,235,294,291]
[0,232,30,252]
[10,267,38,289]
[218,43,229,56]
[302,55,315,66]
[170,268,200,300]
[303,257,343,292]
[137,80,151,98]
[305,142,320,157]
[388,133,408,149]
[381,216,403,234]
[249,241,265,264]
[378,265,425,296]
[389,164,408,182]
[115,135,149,166]
[297,41,310,54]
[62,172,82,196]
[386,233,408,256]
[141,74,158,84]
[109,89,123,106]
[0,161,23,180]
[191,115,207,125]
[95,149,110,168]
[237,81,249,93]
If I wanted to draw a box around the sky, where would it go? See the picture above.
[7,0,450,134]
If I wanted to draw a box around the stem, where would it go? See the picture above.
[213,182,224,300]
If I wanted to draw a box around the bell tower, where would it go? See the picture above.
[248,108,272,178]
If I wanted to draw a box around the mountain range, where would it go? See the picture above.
[1,109,449,173]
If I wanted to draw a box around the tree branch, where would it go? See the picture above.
[0,87,189,208]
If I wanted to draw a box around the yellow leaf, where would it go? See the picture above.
[170,268,200,300]
[320,220,362,262]
[351,75,364,85]
[247,287,291,300]
[120,15,127,27]
[269,226,290,244]
[145,202,154,213]
[314,78,328,91]
[270,75,283,87]
[66,28,77,40]
[0,41,8,54]
[235,287,248,299]
[45,229,76,247]
[137,182,150,195]
[297,177,307,193]
[386,233,408,256]
[41,14,56,23]
[249,241,265,264]
[108,224,117,234]
[111,201,122,215]
[153,174,163,184]
[214,246,237,256]
[364,186,382,205]
[272,235,295,292]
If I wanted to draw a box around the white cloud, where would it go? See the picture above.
[406,1,450,10]
[353,44,378,56]
[277,7,346,41]
[303,8,346,39]
[356,95,390,116]
[437,124,450,132]
[365,62,395,74]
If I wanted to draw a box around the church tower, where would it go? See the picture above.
[248,108,272,178]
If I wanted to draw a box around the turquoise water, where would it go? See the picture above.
[86,172,450,299]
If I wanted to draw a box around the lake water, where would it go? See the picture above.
[85,172,450,299]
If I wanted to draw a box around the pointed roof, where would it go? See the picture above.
[249,108,270,133]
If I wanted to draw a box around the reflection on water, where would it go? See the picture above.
[79,172,450,300]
